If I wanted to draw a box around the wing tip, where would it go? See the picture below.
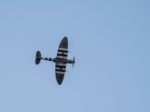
[57,79,63,85]
[63,36,68,41]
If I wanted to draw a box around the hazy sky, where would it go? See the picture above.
[0,0,150,112]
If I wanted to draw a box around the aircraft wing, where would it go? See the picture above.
[55,37,68,85]
[55,63,66,85]
[56,37,68,59]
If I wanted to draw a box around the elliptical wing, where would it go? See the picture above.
[55,37,68,85]
[56,37,68,59]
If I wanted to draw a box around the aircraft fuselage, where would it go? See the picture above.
[43,57,74,64]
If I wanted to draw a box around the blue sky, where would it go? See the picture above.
[0,0,150,112]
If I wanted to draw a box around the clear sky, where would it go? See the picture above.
[0,0,150,112]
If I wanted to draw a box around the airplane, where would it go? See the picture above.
[35,37,75,85]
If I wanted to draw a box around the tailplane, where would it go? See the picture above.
[35,51,42,65]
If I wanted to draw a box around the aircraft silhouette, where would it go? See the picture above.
[35,37,75,85]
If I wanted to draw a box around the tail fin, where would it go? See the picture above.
[35,51,42,65]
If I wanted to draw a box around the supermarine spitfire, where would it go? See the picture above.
[35,37,75,85]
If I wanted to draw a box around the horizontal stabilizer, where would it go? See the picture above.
[35,51,42,65]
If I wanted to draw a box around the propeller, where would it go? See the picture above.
[72,57,75,67]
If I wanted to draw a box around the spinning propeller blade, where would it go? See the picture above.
[72,57,75,67]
